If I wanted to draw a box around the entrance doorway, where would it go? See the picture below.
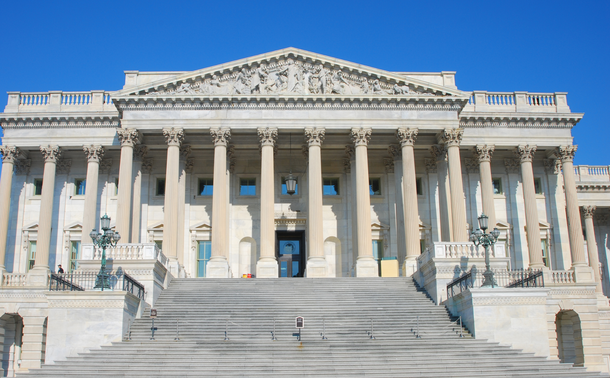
[276,231,305,277]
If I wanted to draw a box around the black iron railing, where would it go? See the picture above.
[446,267,478,298]
[507,269,544,288]
[447,267,544,298]
[49,271,145,299]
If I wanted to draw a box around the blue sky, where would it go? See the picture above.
[1,0,608,178]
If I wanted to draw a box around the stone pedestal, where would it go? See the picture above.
[207,257,231,278]
[305,257,327,278]
[256,258,278,278]
[356,257,378,277]
[25,266,50,288]
[402,256,418,277]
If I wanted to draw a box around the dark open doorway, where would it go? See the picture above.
[276,231,305,277]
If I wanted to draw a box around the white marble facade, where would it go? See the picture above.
[0,48,608,287]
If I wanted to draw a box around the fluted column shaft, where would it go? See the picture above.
[131,145,147,244]
[440,129,468,242]
[431,145,453,242]
[582,206,602,293]
[210,128,230,260]
[516,145,544,268]
[557,146,587,267]
[116,129,140,244]
[258,128,277,260]
[397,128,420,262]
[475,145,497,230]
[162,128,184,260]
[35,146,61,268]
[0,146,20,268]
[304,128,327,277]
[82,146,104,243]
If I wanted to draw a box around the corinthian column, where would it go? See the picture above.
[557,145,587,268]
[474,145,497,230]
[28,146,61,286]
[439,128,468,241]
[208,127,231,278]
[305,127,327,277]
[431,145,453,242]
[116,129,140,244]
[256,127,278,278]
[351,127,377,277]
[0,146,22,270]
[81,145,104,243]
[131,145,147,244]
[162,127,184,270]
[396,128,420,275]
[516,145,544,269]
[582,206,602,293]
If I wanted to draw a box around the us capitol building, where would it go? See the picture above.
[0,48,609,375]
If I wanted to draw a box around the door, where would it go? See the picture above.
[276,231,305,277]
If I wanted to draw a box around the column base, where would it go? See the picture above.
[206,258,230,278]
[402,256,418,277]
[572,265,595,284]
[306,257,327,278]
[26,266,51,287]
[256,258,278,278]
[356,257,379,277]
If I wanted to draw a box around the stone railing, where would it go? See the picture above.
[574,165,610,182]
[2,273,27,287]
[81,243,168,267]
[425,241,506,259]
[463,91,570,113]
[548,269,575,285]
[4,91,116,113]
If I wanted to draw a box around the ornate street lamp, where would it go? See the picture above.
[90,214,120,290]
[285,133,297,195]
[469,213,501,288]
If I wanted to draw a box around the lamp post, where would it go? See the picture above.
[469,213,501,288]
[285,133,297,195]
[90,214,121,290]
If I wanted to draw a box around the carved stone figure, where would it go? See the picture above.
[250,64,268,94]
[372,79,386,95]
[232,68,251,95]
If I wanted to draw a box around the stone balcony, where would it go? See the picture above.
[3,91,117,113]
[462,91,571,113]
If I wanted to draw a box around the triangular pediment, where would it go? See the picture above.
[113,48,467,100]
[148,222,164,231]
[64,221,83,231]
[190,222,212,231]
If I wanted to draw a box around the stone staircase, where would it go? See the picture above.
[20,278,609,377]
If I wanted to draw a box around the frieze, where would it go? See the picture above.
[460,118,578,129]
[48,300,127,309]
[472,296,547,306]
[548,289,596,297]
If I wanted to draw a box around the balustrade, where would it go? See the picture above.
[82,243,168,267]
[464,91,567,113]
[7,91,115,113]
[2,273,27,287]
[20,93,49,106]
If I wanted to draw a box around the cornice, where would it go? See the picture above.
[0,113,119,129]
[459,112,583,129]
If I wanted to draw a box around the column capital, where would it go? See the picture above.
[210,127,231,147]
[134,145,148,160]
[504,158,520,173]
[515,144,537,163]
[304,127,325,147]
[141,158,154,174]
[180,145,191,159]
[396,127,418,147]
[388,145,401,159]
[83,145,105,163]
[39,145,61,163]
[0,145,24,163]
[430,144,447,161]
[351,127,371,147]
[424,158,437,173]
[343,145,354,173]
[582,205,597,219]
[556,145,577,163]
[543,158,562,175]
[117,128,141,147]
[474,144,495,163]
[438,128,463,147]
[258,127,278,147]
[163,127,184,147]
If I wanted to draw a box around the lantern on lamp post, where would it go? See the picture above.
[285,133,297,195]
[469,213,501,288]
[90,214,121,290]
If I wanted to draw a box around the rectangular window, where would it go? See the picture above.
[114,178,119,196]
[416,177,423,196]
[420,239,426,254]
[70,241,81,272]
[534,177,543,195]
[323,178,339,195]
[155,241,163,251]
[369,178,381,196]
[281,176,298,195]
[34,179,43,196]
[541,239,549,267]
[197,241,212,277]
[240,178,256,196]
[74,179,86,196]
[372,240,383,276]
[492,178,503,195]
[28,241,36,271]
[198,178,213,196]
[156,178,166,196]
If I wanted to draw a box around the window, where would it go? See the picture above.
[156,178,166,196]
[114,178,119,196]
[281,176,298,195]
[369,178,381,196]
[416,177,423,196]
[420,239,426,254]
[240,178,256,196]
[197,241,212,277]
[534,177,543,195]
[372,240,383,276]
[492,178,503,195]
[198,178,213,196]
[27,241,36,271]
[74,179,86,196]
[323,178,339,195]
[541,239,550,267]
[34,179,43,196]
[155,241,163,251]
[70,241,81,272]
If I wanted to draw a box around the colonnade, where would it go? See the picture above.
[0,128,601,284]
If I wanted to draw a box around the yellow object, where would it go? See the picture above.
[381,259,399,277]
